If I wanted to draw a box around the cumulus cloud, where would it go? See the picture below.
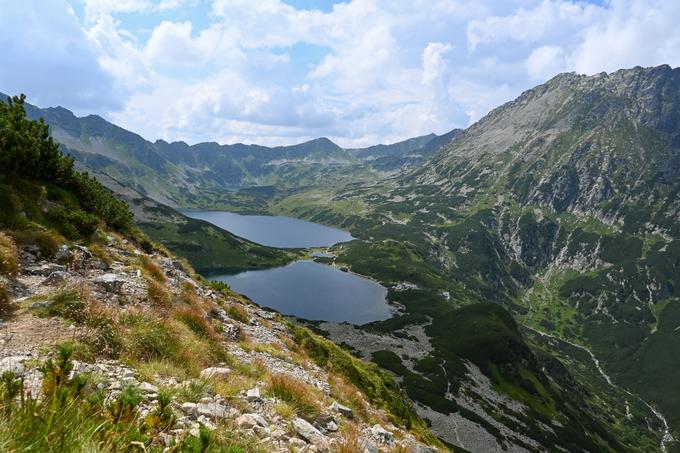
[526,45,566,81]
[3,0,680,146]
[422,42,453,84]
[0,0,119,110]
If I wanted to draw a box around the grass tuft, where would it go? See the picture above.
[227,303,250,323]
[266,373,322,421]
[147,280,172,308]
[0,232,19,275]
[140,254,166,282]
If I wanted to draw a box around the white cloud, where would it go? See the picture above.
[571,0,680,74]
[0,0,119,110]
[526,45,565,81]
[422,42,453,84]
[4,0,680,147]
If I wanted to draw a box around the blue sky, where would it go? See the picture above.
[1,0,680,147]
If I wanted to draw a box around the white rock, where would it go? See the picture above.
[369,425,394,444]
[293,418,330,451]
[236,413,268,429]
[199,367,231,380]
[93,273,127,293]
[197,402,229,419]
[329,401,353,417]
[246,387,261,401]
[138,382,159,393]
[0,356,25,376]
[181,402,198,416]
[197,415,216,430]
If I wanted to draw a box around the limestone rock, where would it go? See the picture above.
[138,382,159,393]
[236,413,268,429]
[93,273,127,293]
[246,387,261,402]
[24,263,66,277]
[0,356,26,376]
[329,401,353,417]
[293,417,330,451]
[199,367,231,380]
[197,402,230,419]
[42,271,70,286]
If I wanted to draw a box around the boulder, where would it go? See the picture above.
[24,263,66,277]
[293,418,330,451]
[180,402,198,416]
[196,402,230,419]
[199,367,231,380]
[368,424,394,444]
[236,413,268,429]
[138,382,159,393]
[329,401,353,417]
[42,271,70,286]
[93,273,127,293]
[0,356,26,376]
[246,387,261,402]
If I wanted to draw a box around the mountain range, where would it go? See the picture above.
[4,64,680,452]
[8,95,459,209]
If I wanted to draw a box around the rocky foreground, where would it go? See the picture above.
[0,232,442,452]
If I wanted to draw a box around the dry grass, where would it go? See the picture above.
[266,373,323,421]
[0,284,13,316]
[173,305,217,340]
[139,254,166,282]
[273,401,297,420]
[329,373,369,420]
[137,359,189,383]
[0,232,19,275]
[213,373,257,398]
[147,280,172,308]
[227,303,250,323]
[89,243,113,268]
[335,424,363,453]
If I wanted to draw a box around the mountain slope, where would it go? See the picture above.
[0,92,446,453]
[268,65,680,451]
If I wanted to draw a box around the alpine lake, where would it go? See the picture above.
[183,211,392,324]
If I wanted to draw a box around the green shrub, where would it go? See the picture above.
[45,207,99,239]
[0,95,133,233]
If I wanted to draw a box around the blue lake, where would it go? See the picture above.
[210,261,392,324]
[182,210,353,248]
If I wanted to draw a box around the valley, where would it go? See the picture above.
[4,65,680,452]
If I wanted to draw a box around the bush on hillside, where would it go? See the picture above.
[0,95,133,232]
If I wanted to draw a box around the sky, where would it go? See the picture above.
[1,0,680,147]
